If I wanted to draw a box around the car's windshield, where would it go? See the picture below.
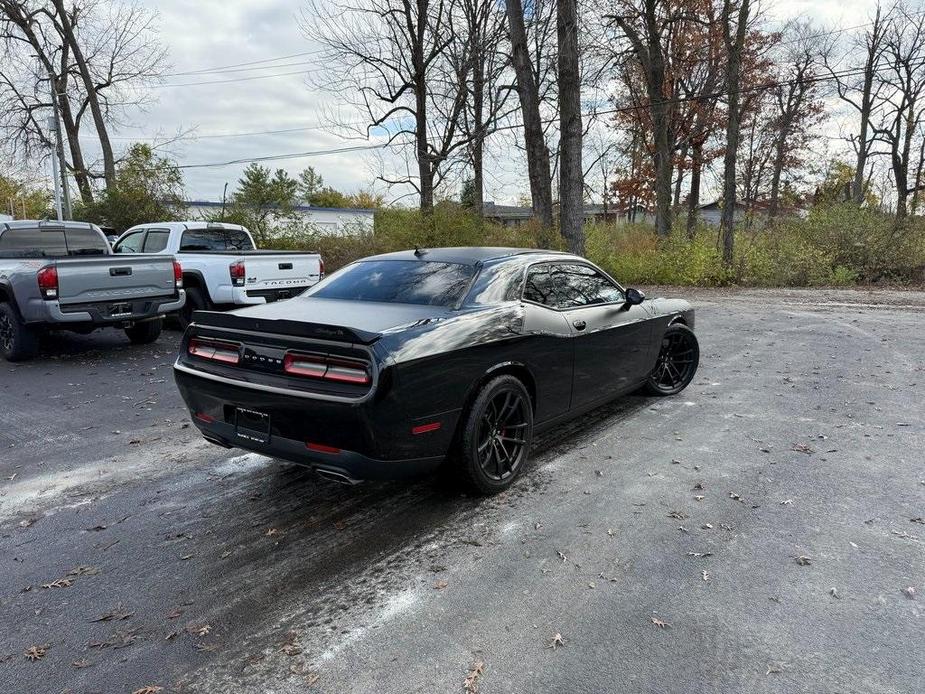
[0,226,108,258]
[306,259,476,307]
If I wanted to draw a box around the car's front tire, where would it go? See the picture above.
[125,318,163,345]
[455,375,534,495]
[0,302,38,362]
[645,323,700,396]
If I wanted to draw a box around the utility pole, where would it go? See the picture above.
[49,76,72,219]
[47,115,63,221]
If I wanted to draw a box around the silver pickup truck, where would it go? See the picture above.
[0,220,186,361]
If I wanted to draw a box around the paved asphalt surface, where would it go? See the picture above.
[1,288,923,694]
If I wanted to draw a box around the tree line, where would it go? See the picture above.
[305,0,925,263]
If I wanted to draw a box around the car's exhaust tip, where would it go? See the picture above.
[314,467,363,486]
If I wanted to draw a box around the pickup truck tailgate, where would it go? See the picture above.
[242,254,321,293]
[56,255,176,305]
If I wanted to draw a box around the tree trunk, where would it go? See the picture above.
[471,31,485,218]
[54,62,93,205]
[651,72,673,237]
[720,0,750,268]
[673,142,688,208]
[413,0,433,213]
[505,0,554,230]
[686,141,703,238]
[557,0,584,254]
[768,133,787,220]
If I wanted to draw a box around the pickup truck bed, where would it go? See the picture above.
[0,220,185,361]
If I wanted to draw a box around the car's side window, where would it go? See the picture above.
[143,229,170,253]
[114,230,145,253]
[553,263,624,308]
[523,263,623,310]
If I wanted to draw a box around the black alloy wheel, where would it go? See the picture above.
[456,375,534,494]
[645,323,700,396]
[0,302,38,362]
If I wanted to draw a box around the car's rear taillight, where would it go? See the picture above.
[229,260,245,287]
[283,352,370,385]
[173,260,183,288]
[319,258,324,278]
[37,265,58,300]
[188,338,240,364]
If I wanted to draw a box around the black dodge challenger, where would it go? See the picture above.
[174,247,699,494]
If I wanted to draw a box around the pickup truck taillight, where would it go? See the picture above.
[229,260,245,287]
[283,352,370,385]
[188,338,240,364]
[173,260,183,288]
[319,258,325,278]
[37,265,58,300]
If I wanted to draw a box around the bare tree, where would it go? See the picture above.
[767,22,825,219]
[0,0,166,201]
[720,0,751,267]
[504,0,554,229]
[872,5,925,220]
[558,0,583,253]
[606,1,679,237]
[823,3,891,205]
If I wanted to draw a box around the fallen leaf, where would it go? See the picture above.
[464,661,484,693]
[792,443,813,454]
[130,687,163,694]
[686,551,713,558]
[547,632,565,649]
[795,555,812,566]
[729,492,742,501]
[667,510,688,520]
[434,579,449,590]
[556,551,567,562]
[780,499,793,505]
[902,586,916,599]
[41,578,73,589]
[281,642,302,656]
[24,644,48,661]
[694,495,704,501]
[650,617,671,629]
[692,482,704,490]
[71,659,91,668]
[911,518,925,525]
[701,523,713,530]
[165,608,183,619]
[188,624,211,637]
[68,565,100,577]
[830,587,840,599]
[266,528,280,537]
[766,665,782,675]
[702,570,710,582]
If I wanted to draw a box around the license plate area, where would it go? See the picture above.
[234,407,270,444]
[108,302,132,318]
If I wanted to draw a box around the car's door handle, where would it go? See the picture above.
[573,319,586,331]
[110,267,132,276]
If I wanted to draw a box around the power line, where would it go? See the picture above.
[165,49,327,77]
[152,67,322,89]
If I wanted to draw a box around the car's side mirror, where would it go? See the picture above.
[623,287,645,309]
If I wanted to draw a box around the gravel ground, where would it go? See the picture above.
[0,287,922,694]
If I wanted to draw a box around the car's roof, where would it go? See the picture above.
[1,219,100,231]
[361,247,571,265]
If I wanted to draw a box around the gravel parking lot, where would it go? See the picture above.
[1,287,923,694]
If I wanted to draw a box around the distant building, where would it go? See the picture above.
[696,199,807,226]
[183,201,376,234]
[482,201,654,227]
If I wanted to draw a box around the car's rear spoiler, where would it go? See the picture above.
[190,310,380,344]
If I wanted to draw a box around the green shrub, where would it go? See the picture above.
[262,202,925,286]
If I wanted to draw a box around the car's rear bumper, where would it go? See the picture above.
[27,291,186,325]
[174,364,456,482]
[189,415,443,482]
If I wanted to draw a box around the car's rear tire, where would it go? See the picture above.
[454,375,534,495]
[178,286,209,330]
[125,318,163,345]
[0,302,38,362]
[644,323,700,396]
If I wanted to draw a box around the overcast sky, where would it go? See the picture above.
[83,0,884,205]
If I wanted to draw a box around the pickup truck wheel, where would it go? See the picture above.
[178,286,208,330]
[0,302,38,362]
[125,318,163,345]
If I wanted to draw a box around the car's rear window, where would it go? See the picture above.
[307,260,476,306]
[0,226,108,257]
[180,228,254,251]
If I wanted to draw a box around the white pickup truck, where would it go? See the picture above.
[115,222,323,327]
